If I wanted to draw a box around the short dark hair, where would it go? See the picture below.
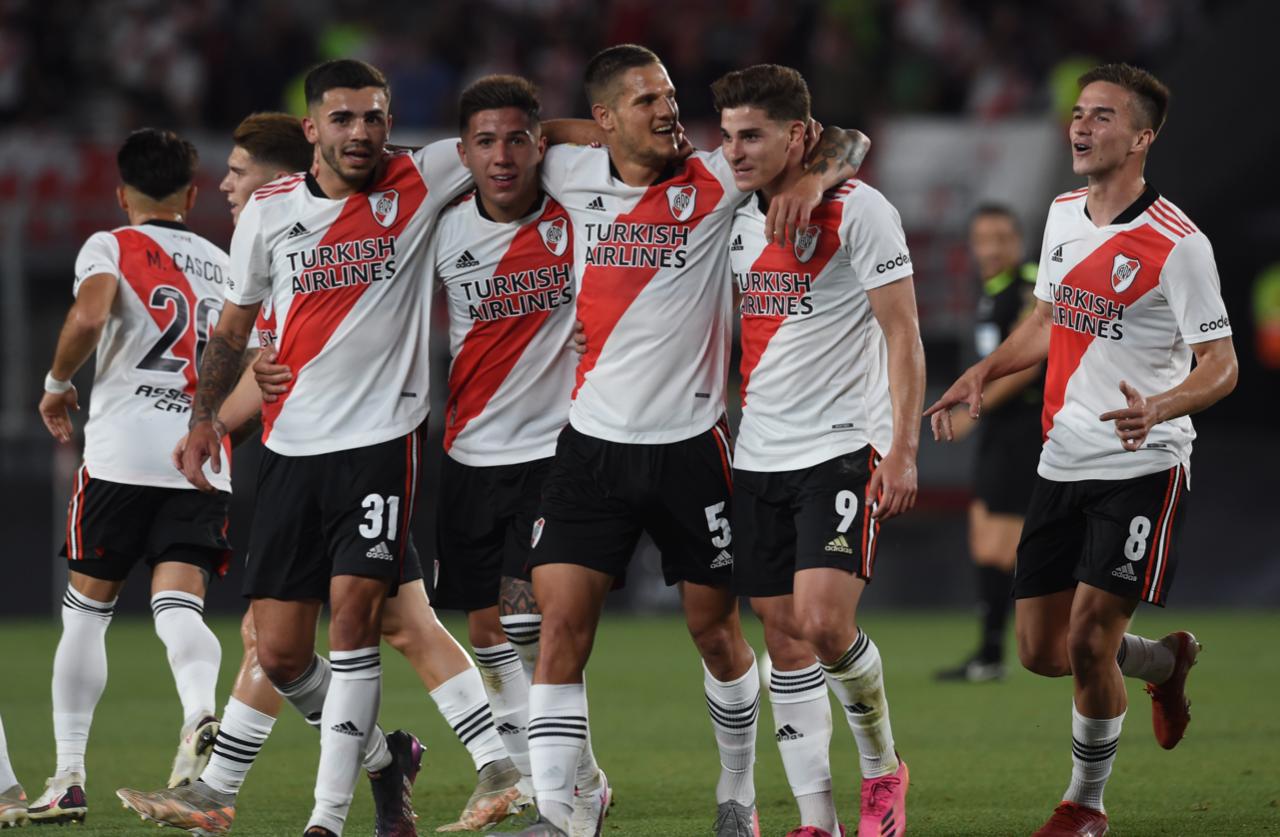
[711,64,811,122]
[458,75,541,135]
[1078,63,1170,133]
[584,43,662,107]
[304,59,389,106]
[117,128,198,200]
[233,112,313,173]
[970,203,1023,236]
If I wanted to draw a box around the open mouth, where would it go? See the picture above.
[653,124,675,137]
[1072,142,1092,154]
[490,173,517,188]
[342,145,374,165]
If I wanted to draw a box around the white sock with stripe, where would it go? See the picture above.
[821,631,899,779]
[499,613,542,681]
[0,714,18,790]
[704,657,760,806]
[1063,704,1124,812]
[527,683,587,832]
[308,647,382,834]
[473,643,531,778]
[1116,634,1175,683]
[151,590,221,727]
[430,668,507,771]
[276,654,391,773]
[200,697,276,795]
[770,663,837,832]
[52,587,116,776]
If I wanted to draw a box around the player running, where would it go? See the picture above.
[934,204,1043,683]
[177,60,475,837]
[716,65,923,837]
[926,63,1237,836]
[511,46,869,837]
[117,111,521,835]
[32,128,234,824]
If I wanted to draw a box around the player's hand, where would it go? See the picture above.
[1099,379,1160,451]
[39,387,79,444]
[924,364,987,442]
[801,118,824,165]
[674,121,695,160]
[253,347,292,403]
[568,319,587,355]
[171,432,190,472]
[767,174,822,245]
[866,449,918,521]
[181,420,223,493]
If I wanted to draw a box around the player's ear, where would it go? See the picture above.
[301,116,319,144]
[116,185,129,214]
[456,140,467,166]
[184,184,198,214]
[536,131,548,157]
[591,102,613,132]
[788,120,807,149]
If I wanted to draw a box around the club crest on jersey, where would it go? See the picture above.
[794,225,821,263]
[539,217,569,256]
[666,185,697,222]
[369,189,399,228]
[531,517,545,549]
[1111,253,1140,293]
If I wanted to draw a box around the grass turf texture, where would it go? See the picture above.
[1,611,1277,836]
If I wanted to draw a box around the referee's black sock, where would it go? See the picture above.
[977,565,1014,664]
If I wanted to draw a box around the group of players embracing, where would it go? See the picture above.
[11,41,1235,837]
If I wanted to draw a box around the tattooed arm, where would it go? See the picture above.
[182,301,260,491]
[766,127,871,244]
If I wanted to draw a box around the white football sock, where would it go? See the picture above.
[0,713,18,789]
[200,697,276,795]
[52,587,115,776]
[151,591,221,727]
[500,613,541,681]
[431,667,507,772]
[473,643,531,778]
[1064,704,1124,812]
[573,675,602,790]
[527,683,587,832]
[770,663,837,832]
[704,657,759,806]
[275,653,390,773]
[822,632,899,779]
[1116,634,1175,684]
[308,648,382,835]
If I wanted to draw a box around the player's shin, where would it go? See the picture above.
[769,663,837,833]
[151,590,221,727]
[704,656,761,807]
[474,643,532,778]
[308,647,382,834]
[430,667,508,771]
[527,683,588,832]
[200,697,276,795]
[1116,633,1175,683]
[53,586,116,776]
[1063,704,1124,812]
[500,613,542,681]
[277,654,332,731]
[820,632,899,779]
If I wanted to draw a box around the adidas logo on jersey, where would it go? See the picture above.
[775,724,804,742]
[825,535,853,554]
[1051,244,1064,262]
[286,222,309,239]
[454,250,480,269]
[730,234,744,252]
[365,542,394,561]
[710,550,733,569]
[1112,561,1138,582]
[586,196,606,211]
[331,720,363,737]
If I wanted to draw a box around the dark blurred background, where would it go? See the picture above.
[2,0,1277,618]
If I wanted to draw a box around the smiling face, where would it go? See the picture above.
[303,86,390,187]
[719,105,803,194]
[595,63,680,168]
[1070,81,1154,178]
[459,106,546,217]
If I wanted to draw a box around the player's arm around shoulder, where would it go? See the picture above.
[765,125,871,245]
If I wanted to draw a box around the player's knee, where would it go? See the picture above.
[537,617,592,678]
[239,611,258,652]
[1065,621,1113,676]
[796,610,855,662]
[1017,633,1070,677]
[256,643,312,687]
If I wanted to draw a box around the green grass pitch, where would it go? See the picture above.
[2,611,1277,835]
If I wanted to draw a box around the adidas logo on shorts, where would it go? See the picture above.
[365,541,394,561]
[1112,561,1138,581]
[775,724,804,741]
[454,250,480,269]
[824,534,853,554]
[331,720,363,737]
[710,550,733,569]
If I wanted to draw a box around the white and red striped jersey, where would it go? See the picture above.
[431,192,577,466]
[225,141,470,456]
[730,180,913,472]
[1035,185,1231,483]
[540,145,745,444]
[73,221,236,490]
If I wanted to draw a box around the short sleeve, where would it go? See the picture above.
[225,197,271,306]
[1161,233,1233,344]
[411,139,472,205]
[541,144,588,198]
[842,188,913,290]
[73,231,121,296]
[1034,218,1054,303]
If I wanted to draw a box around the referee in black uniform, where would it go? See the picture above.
[936,204,1043,682]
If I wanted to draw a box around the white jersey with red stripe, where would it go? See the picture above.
[540,145,745,444]
[1035,184,1231,484]
[730,180,913,472]
[73,221,235,490]
[226,141,470,456]
[432,192,577,466]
